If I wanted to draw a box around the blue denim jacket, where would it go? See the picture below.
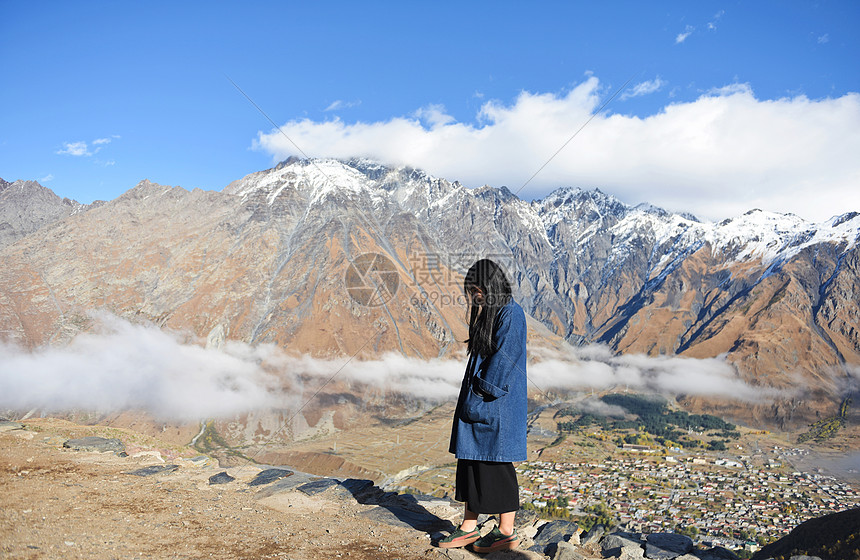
[449,300,528,462]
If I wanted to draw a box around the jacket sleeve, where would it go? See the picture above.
[474,304,527,399]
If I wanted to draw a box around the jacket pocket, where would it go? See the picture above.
[461,378,505,424]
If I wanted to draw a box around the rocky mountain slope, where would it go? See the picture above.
[0,178,90,249]
[1,159,858,424]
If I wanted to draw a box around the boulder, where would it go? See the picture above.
[554,540,588,560]
[530,520,580,557]
[697,546,740,560]
[644,533,693,560]
[581,524,605,546]
[515,507,541,527]
[248,468,293,487]
[208,471,235,485]
[752,507,859,560]
[296,478,339,495]
[339,478,375,498]
[358,505,453,532]
[602,531,644,556]
[533,520,580,546]
[619,544,646,559]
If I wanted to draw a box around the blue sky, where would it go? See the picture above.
[1,1,858,221]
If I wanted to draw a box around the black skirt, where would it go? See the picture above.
[455,459,519,514]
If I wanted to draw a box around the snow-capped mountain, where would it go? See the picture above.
[1,159,858,425]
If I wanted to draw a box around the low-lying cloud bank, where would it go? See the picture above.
[528,345,796,403]
[254,76,860,222]
[0,314,287,421]
[0,313,818,421]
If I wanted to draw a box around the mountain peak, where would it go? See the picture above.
[0,179,85,249]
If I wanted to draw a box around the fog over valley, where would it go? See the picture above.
[0,312,833,422]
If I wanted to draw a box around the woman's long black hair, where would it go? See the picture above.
[464,259,512,358]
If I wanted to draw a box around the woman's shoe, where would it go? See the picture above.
[471,527,520,553]
[437,527,480,548]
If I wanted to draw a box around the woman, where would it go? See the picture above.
[439,259,528,553]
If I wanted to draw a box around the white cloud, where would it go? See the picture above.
[0,313,798,421]
[621,77,666,100]
[325,99,361,112]
[708,10,725,30]
[528,345,794,403]
[676,25,695,43]
[414,104,456,127]
[818,33,830,44]
[57,141,91,156]
[707,82,753,96]
[40,173,54,183]
[56,136,118,157]
[253,76,860,222]
[0,313,290,421]
[571,397,630,418]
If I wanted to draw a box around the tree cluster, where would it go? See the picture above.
[557,394,737,449]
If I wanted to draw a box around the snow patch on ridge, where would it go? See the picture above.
[223,158,859,273]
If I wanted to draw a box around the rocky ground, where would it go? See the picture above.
[1,418,448,560]
[1,417,842,560]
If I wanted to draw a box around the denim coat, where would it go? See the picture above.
[449,300,528,462]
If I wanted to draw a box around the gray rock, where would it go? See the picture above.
[63,437,124,453]
[602,532,643,556]
[581,524,605,546]
[620,545,646,559]
[296,478,339,495]
[340,478,387,503]
[436,548,471,560]
[515,507,541,527]
[644,533,694,560]
[788,557,822,560]
[251,470,320,498]
[554,540,588,560]
[208,471,235,485]
[530,520,581,557]
[248,468,293,487]
[290,478,363,502]
[0,420,24,432]
[126,464,179,476]
[359,505,454,532]
[339,478,375,498]
[697,546,740,560]
[533,520,581,546]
